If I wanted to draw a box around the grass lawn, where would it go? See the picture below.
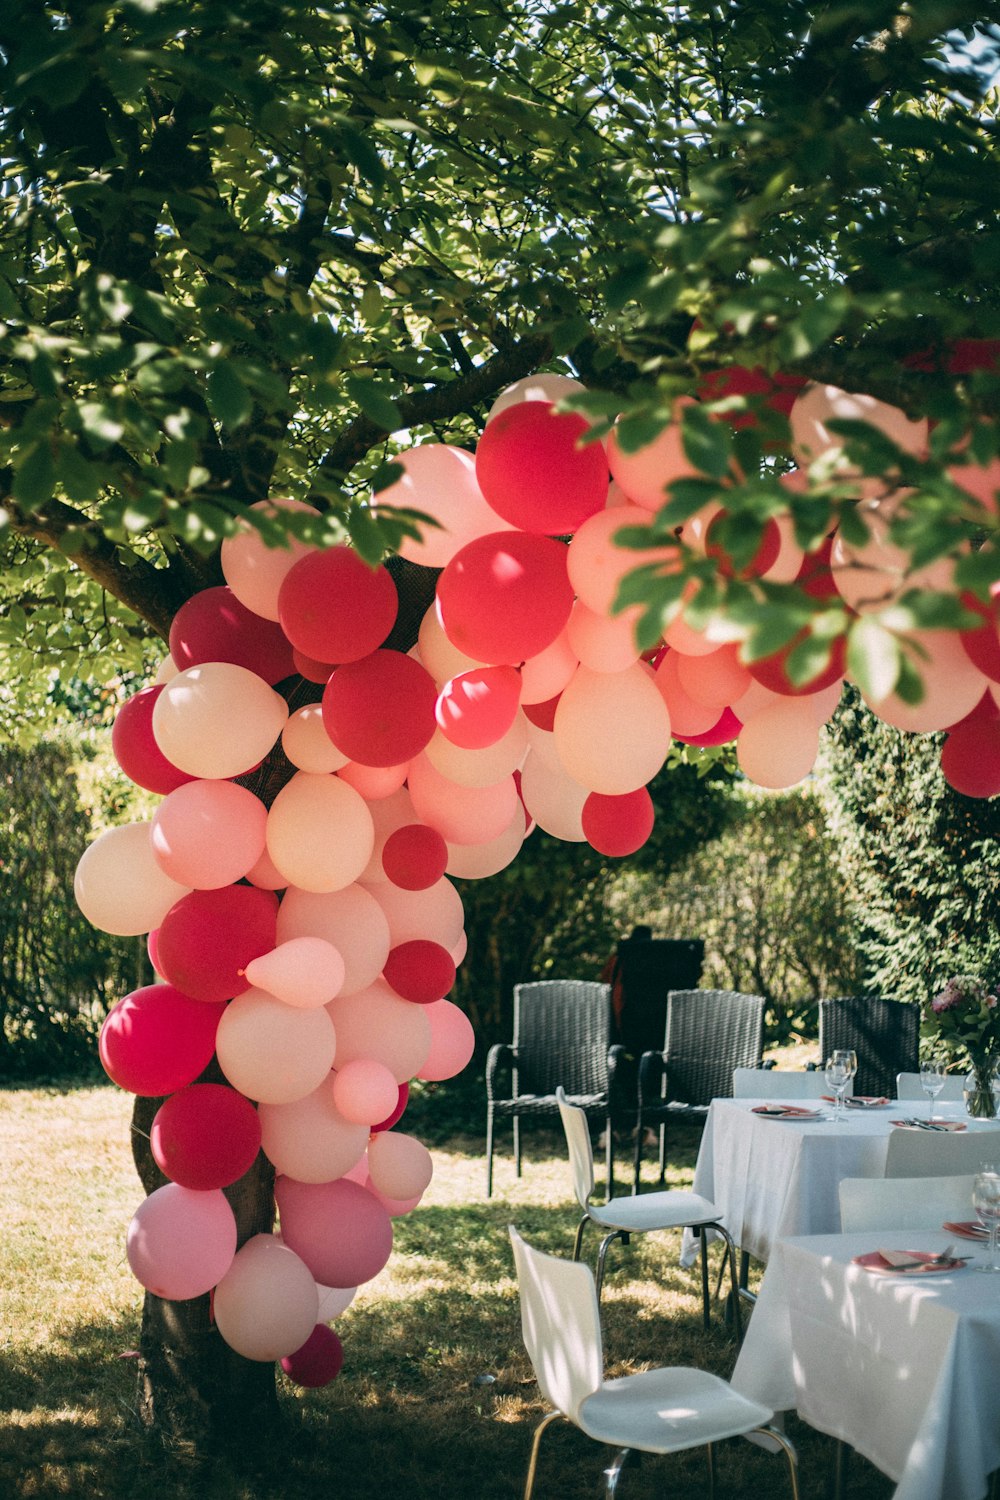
[0,1083,893,1500]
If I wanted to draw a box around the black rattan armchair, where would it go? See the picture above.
[634,989,765,1193]
[486,980,625,1199]
[818,995,919,1099]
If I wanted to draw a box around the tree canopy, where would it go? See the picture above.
[2,2,1000,733]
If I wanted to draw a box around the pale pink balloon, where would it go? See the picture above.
[486,372,586,422]
[949,452,1000,514]
[553,664,671,794]
[519,628,579,704]
[363,875,465,949]
[566,600,642,673]
[445,813,525,879]
[653,653,721,738]
[126,1183,237,1301]
[245,844,290,891]
[266,772,374,892]
[407,754,519,845]
[416,604,484,685]
[336,760,409,800]
[216,987,337,1103]
[276,883,391,995]
[358,787,419,882]
[327,979,432,1082]
[789,384,928,469]
[760,512,806,583]
[151,779,266,890]
[275,1176,393,1288]
[367,1131,433,1201]
[737,699,821,789]
[244,936,346,1009]
[151,662,288,780]
[418,999,476,1081]
[378,445,514,568]
[662,596,725,656]
[74,822,191,936]
[220,498,321,622]
[154,653,178,684]
[567,504,679,615]
[331,1057,400,1125]
[424,716,529,788]
[731,676,785,724]
[522,715,564,772]
[862,630,988,732]
[830,496,958,613]
[283,704,349,774]
[258,1074,370,1181]
[316,1282,357,1322]
[607,398,699,510]
[451,929,468,967]
[676,644,751,709]
[212,1234,319,1360]
[518,751,588,841]
[803,679,845,725]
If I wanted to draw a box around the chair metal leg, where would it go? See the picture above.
[572,1214,590,1263]
[605,1112,614,1202]
[514,1115,521,1178]
[595,1229,627,1301]
[720,1226,743,1343]
[706,1439,716,1500]
[604,1448,633,1498]
[753,1424,801,1500]
[523,1409,564,1500]
[738,1248,757,1308]
[831,1437,849,1500]
[699,1227,711,1329]
[486,1106,495,1199]
[657,1121,666,1183]
[632,1117,644,1195]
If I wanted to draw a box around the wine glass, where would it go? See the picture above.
[824,1049,856,1123]
[920,1058,946,1121]
[972,1168,1000,1273]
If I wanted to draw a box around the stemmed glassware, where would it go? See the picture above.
[824,1049,857,1123]
[972,1167,1000,1273]
[920,1058,946,1121]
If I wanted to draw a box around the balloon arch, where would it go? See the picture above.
[75,371,1000,1386]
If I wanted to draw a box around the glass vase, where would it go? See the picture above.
[964,1062,999,1119]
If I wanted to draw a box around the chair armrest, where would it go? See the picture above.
[486,1042,516,1099]
[637,1049,668,1106]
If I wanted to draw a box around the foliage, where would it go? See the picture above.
[821,687,1000,1008]
[924,973,1000,1068]
[0,4,999,726]
[641,778,864,1045]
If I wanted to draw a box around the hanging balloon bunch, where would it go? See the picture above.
[74,364,1000,1386]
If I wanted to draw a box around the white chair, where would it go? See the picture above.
[895,1071,967,1101]
[884,1125,1000,1177]
[509,1227,800,1500]
[839,1173,978,1231]
[557,1086,741,1337]
[732,1068,835,1099]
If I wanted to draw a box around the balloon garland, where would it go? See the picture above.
[75,370,1000,1388]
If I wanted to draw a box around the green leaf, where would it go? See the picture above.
[680,405,732,481]
[847,616,899,701]
[340,126,386,187]
[207,364,253,430]
[345,377,402,433]
[12,443,55,507]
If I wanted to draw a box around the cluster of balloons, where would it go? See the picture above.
[74,364,1000,1385]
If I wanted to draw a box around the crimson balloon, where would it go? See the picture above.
[383,939,457,1004]
[372,1082,410,1133]
[581,788,655,857]
[278,547,398,665]
[436,532,574,665]
[150,1084,262,1190]
[474,400,609,535]
[381,824,449,890]
[281,1324,345,1388]
[111,686,195,795]
[156,885,279,1004]
[99,985,226,1096]
[322,650,437,767]
[169,585,295,684]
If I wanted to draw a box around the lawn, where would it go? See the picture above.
[0,1083,892,1500]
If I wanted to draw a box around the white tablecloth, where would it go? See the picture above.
[732,1229,1000,1500]
[682,1097,975,1267]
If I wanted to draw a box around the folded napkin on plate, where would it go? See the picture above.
[751,1104,816,1116]
[821,1094,889,1107]
[876,1248,932,1269]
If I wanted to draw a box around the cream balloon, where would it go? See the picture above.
[266,772,374,893]
[377,445,515,569]
[522,715,564,772]
[417,603,484,684]
[258,1075,370,1182]
[243,936,346,1009]
[518,750,588,841]
[653,652,724,738]
[152,662,288,780]
[216,988,337,1103]
[445,811,526,879]
[607,398,699,510]
[363,875,465,949]
[862,630,987,732]
[567,503,679,615]
[424,715,528,788]
[553,664,671,795]
[74,822,191,937]
[153,653,178,684]
[367,1131,434,1201]
[789,384,928,470]
[220,498,321,622]
[327,979,431,1082]
[276,883,391,996]
[150,778,267,890]
[486,372,586,422]
[212,1234,319,1361]
[407,754,519,845]
[830,496,958,613]
[736,700,821,789]
[283,704,350,773]
[316,1282,357,1322]
[519,628,579,704]
[358,787,419,883]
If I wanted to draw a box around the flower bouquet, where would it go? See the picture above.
[924,975,1000,1117]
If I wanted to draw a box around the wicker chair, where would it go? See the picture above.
[633,989,765,1193]
[486,980,624,1199]
[818,996,920,1100]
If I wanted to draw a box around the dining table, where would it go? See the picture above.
[681,1095,998,1269]
[731,1226,1000,1500]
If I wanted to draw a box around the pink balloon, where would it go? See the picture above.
[278,546,398,665]
[151,778,267,890]
[474,401,609,535]
[150,1084,262,1190]
[275,1176,394,1288]
[567,503,680,615]
[112,685,195,794]
[417,1000,476,1082]
[652,651,720,737]
[216,988,337,1104]
[518,750,588,841]
[407,754,519,846]
[445,812,525,879]
[281,1323,344,1388]
[336,760,410,800]
[258,1075,370,1182]
[99,985,225,1096]
[607,398,699,510]
[519,628,578,705]
[156,884,278,1003]
[566,600,641,674]
[381,824,449,890]
[736,700,820,789]
[213,1234,319,1361]
[435,665,522,749]
[276,883,391,996]
[553,664,671,794]
[327,979,432,1082]
[169,585,294,684]
[245,844,289,891]
[74,822,191,937]
[332,1058,401,1125]
[244,936,346,1008]
[367,1131,433,1201]
[266,772,375,893]
[322,650,437,767]
[863,630,987,732]
[830,495,958,613]
[364,875,465,949]
[582,787,655,856]
[220,497,320,622]
[790,383,928,469]
[152,662,288,781]
[378,444,514,568]
[435,532,574,666]
[127,1184,237,1301]
[676,643,751,709]
[383,939,456,1004]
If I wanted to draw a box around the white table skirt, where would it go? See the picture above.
[732,1229,1000,1500]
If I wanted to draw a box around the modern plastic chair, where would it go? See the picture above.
[839,1172,979,1231]
[895,1071,966,1102]
[732,1067,833,1099]
[818,996,919,1099]
[557,1087,742,1338]
[884,1124,1000,1177]
[509,1226,800,1500]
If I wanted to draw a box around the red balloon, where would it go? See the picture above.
[156,885,279,1003]
[436,532,574,665]
[278,547,398,665]
[322,650,437,767]
[698,364,806,422]
[522,694,561,731]
[150,1083,263,1189]
[705,512,782,579]
[372,1081,410,1134]
[381,824,449,890]
[942,711,1000,798]
[959,590,1000,683]
[292,648,335,684]
[383,939,457,1004]
[281,1324,344,1388]
[169,585,295,684]
[436,665,522,749]
[674,706,743,747]
[111,686,195,795]
[475,401,609,535]
[581,788,655,856]
[746,538,847,696]
[275,1176,393,1287]
[99,985,226,1096]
